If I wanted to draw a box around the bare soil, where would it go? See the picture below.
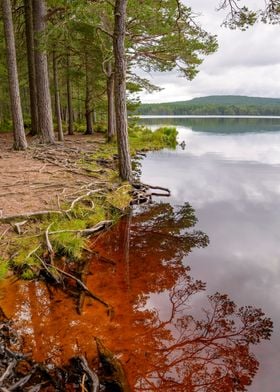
[0,132,109,233]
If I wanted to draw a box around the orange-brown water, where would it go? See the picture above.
[0,204,272,391]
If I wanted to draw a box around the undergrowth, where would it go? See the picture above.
[4,190,130,280]
[92,125,178,161]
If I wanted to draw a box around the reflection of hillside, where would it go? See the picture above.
[0,203,273,391]
[139,117,280,134]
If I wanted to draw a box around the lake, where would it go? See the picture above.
[1,116,280,391]
[139,116,280,392]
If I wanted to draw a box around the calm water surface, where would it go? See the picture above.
[139,116,280,392]
[1,117,280,391]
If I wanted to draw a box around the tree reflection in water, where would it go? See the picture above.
[0,202,273,391]
[95,202,273,392]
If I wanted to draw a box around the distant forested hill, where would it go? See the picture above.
[138,96,280,116]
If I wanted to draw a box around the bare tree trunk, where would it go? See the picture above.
[113,0,132,181]
[66,52,74,135]
[52,52,63,142]
[32,0,55,144]
[24,0,38,136]
[84,54,93,135]
[2,0,28,150]
[106,62,116,142]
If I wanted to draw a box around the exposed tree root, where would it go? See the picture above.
[0,188,105,223]
[130,182,171,205]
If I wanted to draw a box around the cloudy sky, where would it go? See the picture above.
[138,0,280,103]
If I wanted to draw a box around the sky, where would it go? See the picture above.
[138,0,280,103]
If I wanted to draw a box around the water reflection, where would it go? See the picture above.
[139,117,280,392]
[0,203,273,391]
[95,204,272,391]
[139,117,280,134]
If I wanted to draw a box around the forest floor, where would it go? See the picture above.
[0,132,108,220]
[0,131,126,247]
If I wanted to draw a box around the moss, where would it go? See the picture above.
[51,233,86,259]
[21,269,36,280]
[0,258,9,280]
[106,184,132,210]
[11,237,41,268]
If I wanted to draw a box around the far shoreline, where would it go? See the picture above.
[137,115,280,119]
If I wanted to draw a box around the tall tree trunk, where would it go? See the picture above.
[66,52,74,135]
[2,0,28,150]
[84,53,93,135]
[24,0,38,136]
[32,0,55,144]
[113,0,132,181]
[106,62,116,142]
[52,52,63,142]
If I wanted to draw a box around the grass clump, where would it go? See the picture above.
[51,233,85,259]
[90,125,178,163]
[11,237,41,268]
[129,125,178,151]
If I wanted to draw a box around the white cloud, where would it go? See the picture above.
[138,0,280,103]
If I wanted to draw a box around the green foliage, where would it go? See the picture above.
[0,258,9,280]
[94,122,107,133]
[106,185,132,210]
[218,0,280,27]
[51,233,85,259]
[11,237,41,268]
[138,95,280,116]
[0,119,13,132]
[21,269,36,280]
[129,125,178,151]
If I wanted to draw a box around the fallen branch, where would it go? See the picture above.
[45,223,54,264]
[0,227,10,240]
[35,254,61,285]
[0,360,17,384]
[65,189,102,212]
[49,221,113,236]
[79,355,100,392]
[0,210,63,223]
[8,373,33,391]
[13,220,28,235]
[45,263,111,311]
